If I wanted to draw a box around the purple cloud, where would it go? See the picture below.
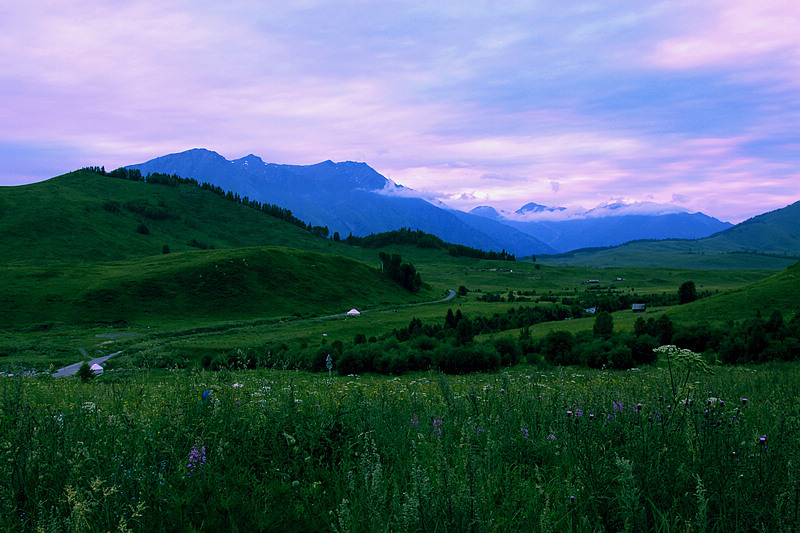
[0,1,798,223]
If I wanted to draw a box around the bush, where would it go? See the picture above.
[77,361,95,382]
[541,330,578,366]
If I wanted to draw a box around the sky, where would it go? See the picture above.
[2,1,800,223]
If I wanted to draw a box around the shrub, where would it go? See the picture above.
[77,361,95,382]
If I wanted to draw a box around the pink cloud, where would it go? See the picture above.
[649,0,800,77]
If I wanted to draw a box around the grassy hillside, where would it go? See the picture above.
[0,171,442,329]
[0,246,441,327]
[665,260,800,324]
[0,170,349,264]
[536,239,798,270]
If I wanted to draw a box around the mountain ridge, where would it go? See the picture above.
[129,149,555,256]
[129,148,735,254]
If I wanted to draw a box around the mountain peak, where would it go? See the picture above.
[470,206,501,219]
[233,154,265,168]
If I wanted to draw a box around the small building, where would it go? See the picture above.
[632,304,646,312]
[346,309,361,316]
[90,363,104,375]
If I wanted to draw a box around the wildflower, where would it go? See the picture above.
[202,390,213,404]
[520,428,529,439]
[433,419,443,436]
[547,434,556,441]
[636,403,642,410]
[187,444,206,476]
[410,417,419,427]
[741,398,748,405]
[759,435,766,443]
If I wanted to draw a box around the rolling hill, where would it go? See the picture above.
[0,246,438,326]
[0,170,441,326]
[666,260,800,324]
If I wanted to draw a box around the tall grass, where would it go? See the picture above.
[2,363,798,531]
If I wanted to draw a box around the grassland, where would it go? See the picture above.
[2,364,799,531]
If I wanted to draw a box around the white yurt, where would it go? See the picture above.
[90,363,104,375]
[346,309,360,316]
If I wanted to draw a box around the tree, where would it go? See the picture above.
[593,311,614,339]
[541,330,577,365]
[455,317,474,346]
[77,361,95,382]
[444,308,456,329]
[678,280,697,304]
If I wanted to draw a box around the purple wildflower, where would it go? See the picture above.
[547,434,556,441]
[188,445,206,476]
[433,419,443,436]
[410,416,419,428]
[520,428,529,439]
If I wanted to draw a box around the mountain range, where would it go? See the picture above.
[129,149,731,255]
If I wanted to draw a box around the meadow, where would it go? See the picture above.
[2,361,798,532]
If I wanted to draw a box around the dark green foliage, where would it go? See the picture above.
[592,311,614,339]
[454,317,474,346]
[494,337,521,366]
[541,330,577,365]
[162,244,170,254]
[344,227,514,260]
[378,252,422,292]
[124,199,178,221]
[77,361,95,382]
[458,285,468,296]
[678,280,697,304]
[444,308,456,329]
[135,223,150,235]
[431,343,500,374]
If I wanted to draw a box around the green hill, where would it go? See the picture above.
[666,260,800,324]
[0,171,439,326]
[0,246,438,326]
[0,170,344,264]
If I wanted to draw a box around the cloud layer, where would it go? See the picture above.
[2,0,799,222]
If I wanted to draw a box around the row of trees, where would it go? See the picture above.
[344,228,517,261]
[378,252,422,292]
[195,304,799,375]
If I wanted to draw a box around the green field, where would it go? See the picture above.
[2,364,798,531]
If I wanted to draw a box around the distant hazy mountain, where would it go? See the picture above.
[129,149,555,256]
[470,201,732,252]
[537,200,800,269]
